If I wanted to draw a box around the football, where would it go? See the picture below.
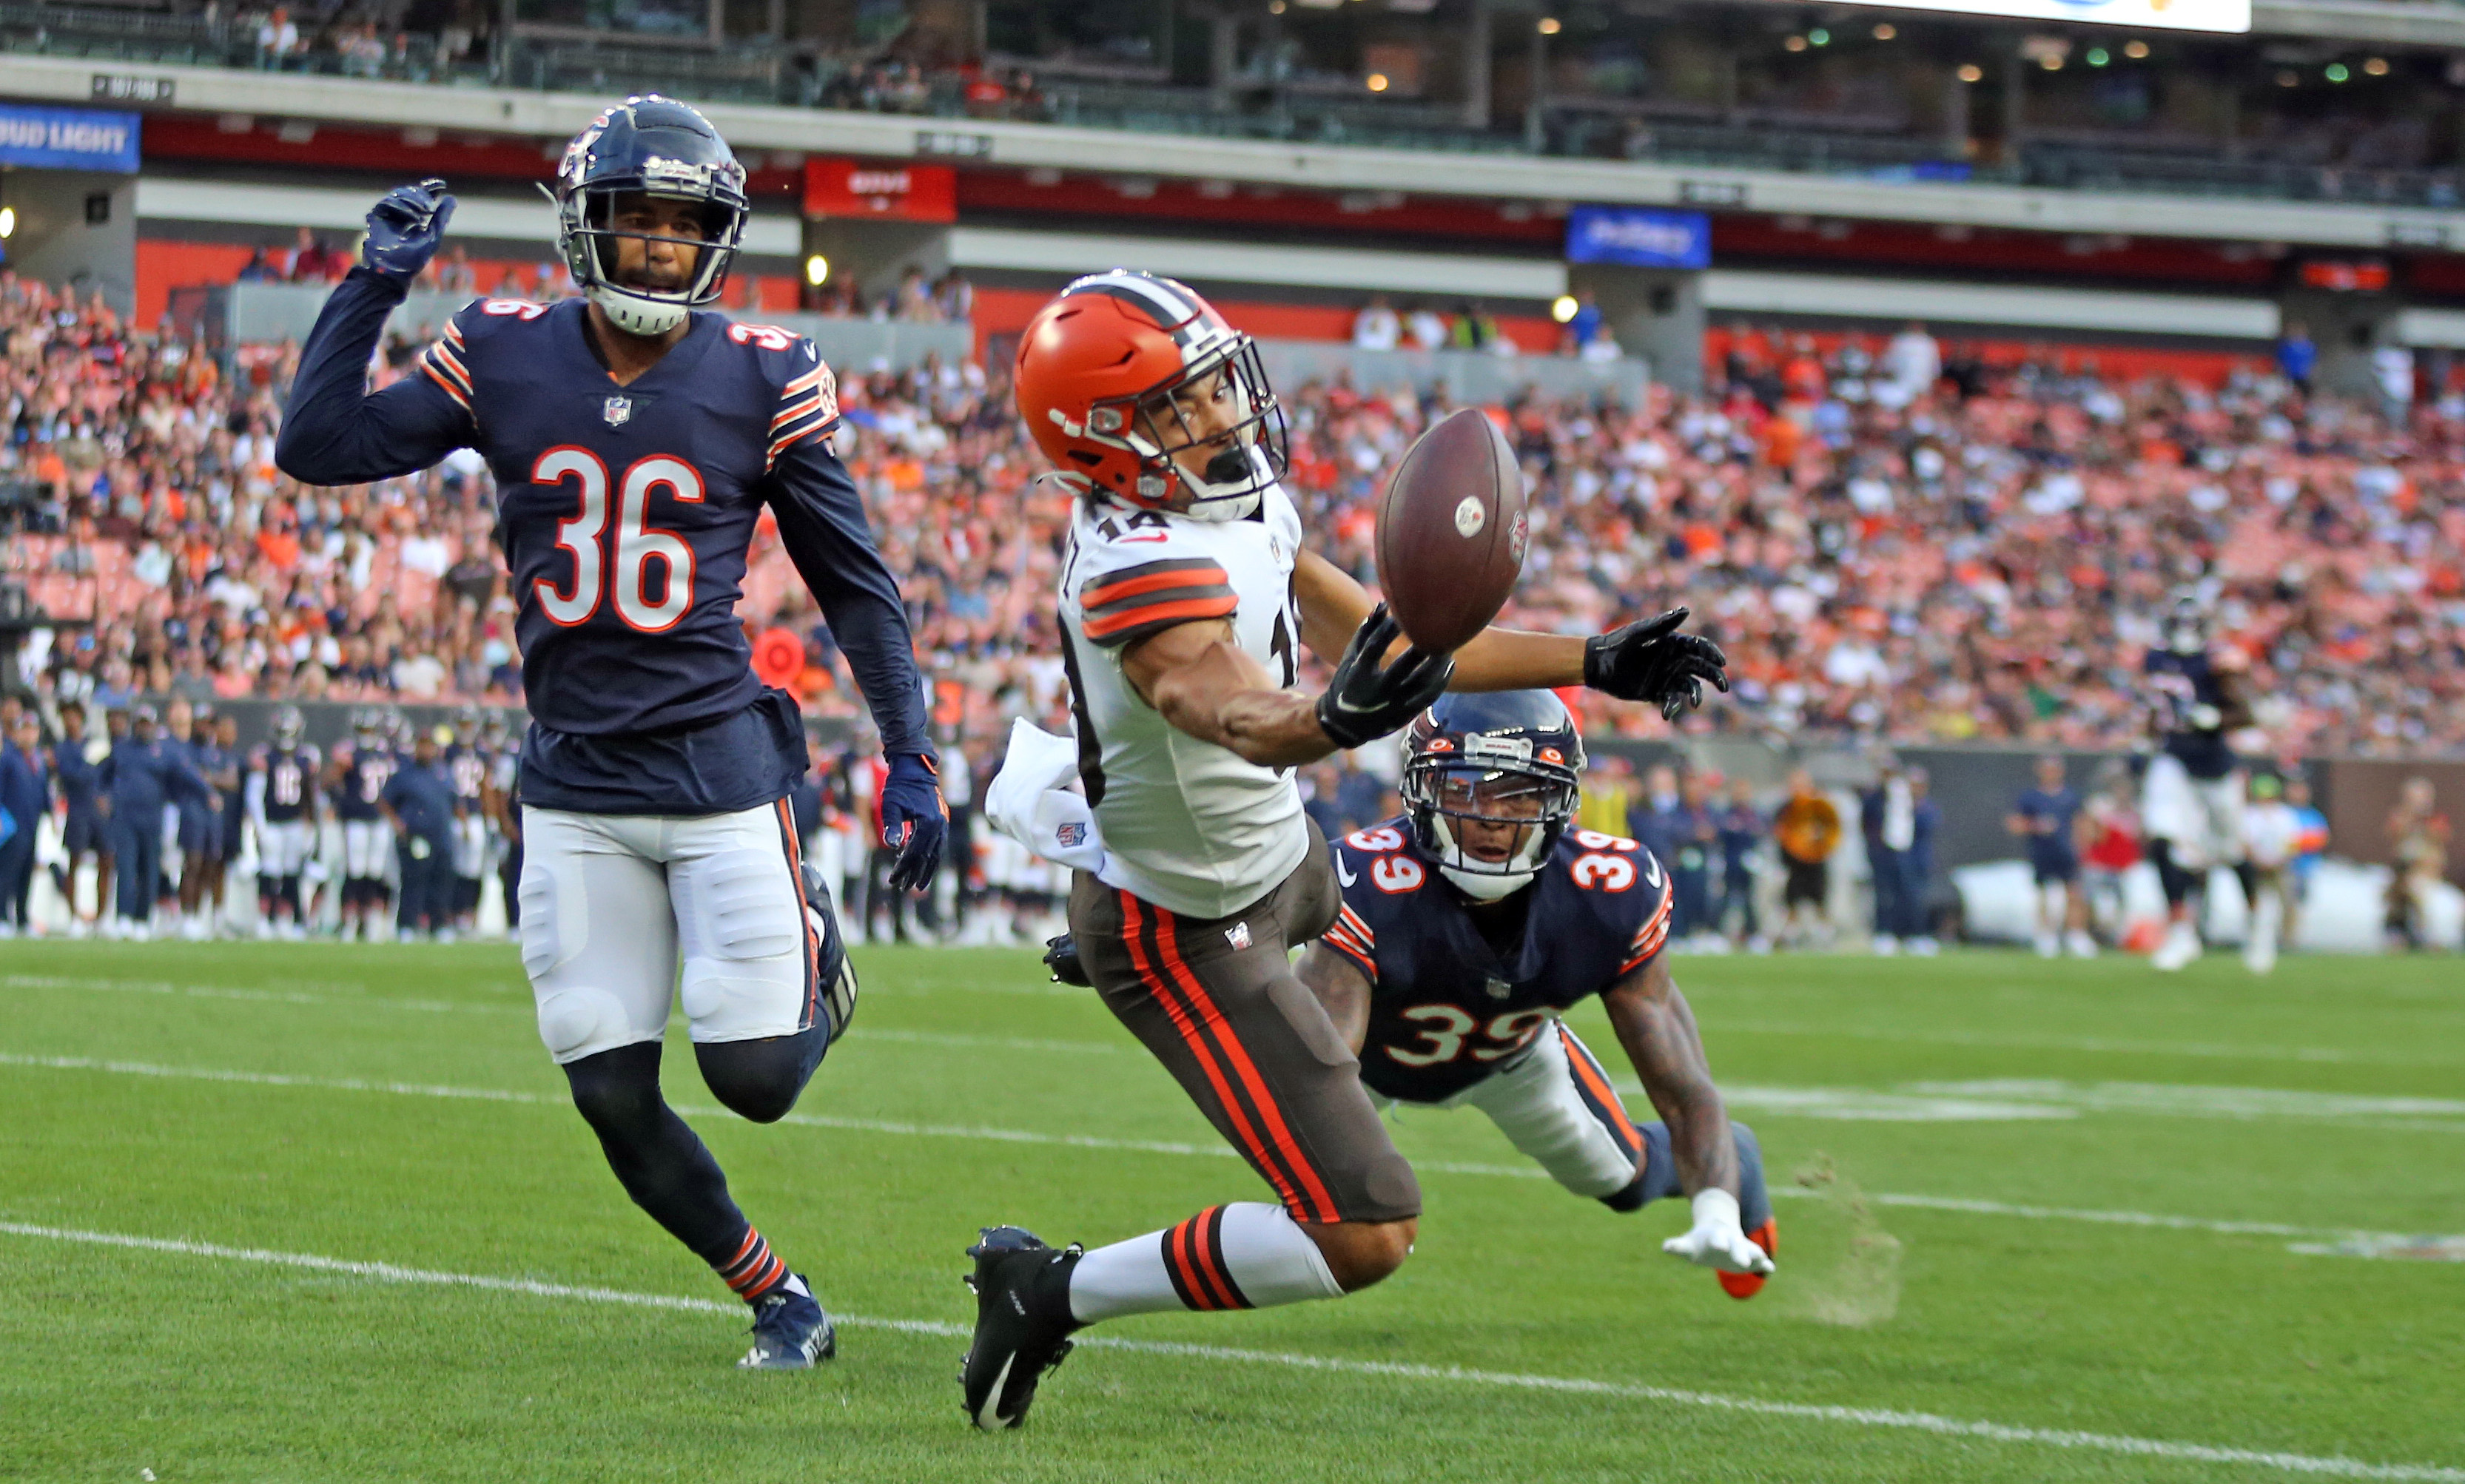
[1373,407,1530,652]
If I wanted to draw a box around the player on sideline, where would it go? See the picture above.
[246,705,321,940]
[2140,599,2251,971]
[960,270,1733,1430]
[330,709,397,942]
[275,94,946,1369]
[1301,691,1775,1294]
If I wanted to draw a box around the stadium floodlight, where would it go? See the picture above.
[804,254,828,286]
[0,207,14,240]
[1551,295,1578,324]
[1818,0,2245,34]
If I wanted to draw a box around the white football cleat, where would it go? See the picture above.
[2065,929,2099,959]
[2150,921,2201,971]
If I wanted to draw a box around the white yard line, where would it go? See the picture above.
[0,1220,2455,1481]
[4,1051,2456,1255]
[1702,1021,2464,1070]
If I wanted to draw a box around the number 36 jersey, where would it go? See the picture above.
[1058,485,1308,921]
[1322,817,1675,1103]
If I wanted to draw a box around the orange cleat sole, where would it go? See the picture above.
[1718,1218,1779,1300]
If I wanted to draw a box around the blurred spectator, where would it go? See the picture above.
[235,246,278,283]
[2008,753,2094,958]
[2276,321,2317,394]
[1667,769,1720,947]
[1403,303,1450,352]
[2374,343,2415,419]
[1877,320,1939,408]
[2240,772,2304,973]
[1351,295,1401,353]
[0,711,43,933]
[287,228,340,283]
[2079,767,2142,943]
[1860,759,1939,954]
[1626,761,1681,866]
[256,7,301,68]
[1577,754,1632,835]
[2385,777,2452,949]
[1713,776,1766,951]
[1773,769,1841,948]
[2286,776,2330,890]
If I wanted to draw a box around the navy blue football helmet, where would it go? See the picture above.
[1401,690,1584,900]
[553,94,747,336]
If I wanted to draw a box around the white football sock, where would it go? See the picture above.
[1069,1202,1343,1323]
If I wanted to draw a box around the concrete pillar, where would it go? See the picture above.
[1209,9,1239,111]
[1,169,136,318]
[2001,53,2026,155]
[2280,288,2401,401]
[1570,261,1705,394]
[1524,21,1548,153]
[1941,67,1971,158]
[804,217,951,311]
[1461,0,1490,130]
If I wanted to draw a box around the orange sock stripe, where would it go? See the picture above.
[721,1230,761,1271]
[1193,1204,1251,1310]
[1161,1217,1217,1310]
[1120,894,1309,1218]
[1154,912,1342,1224]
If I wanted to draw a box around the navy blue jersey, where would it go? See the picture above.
[51,739,99,817]
[335,743,397,823]
[276,269,931,816]
[252,745,321,823]
[2014,786,2082,866]
[2143,650,2236,779]
[179,741,230,823]
[99,738,178,812]
[380,760,459,848]
[1324,818,1675,1103]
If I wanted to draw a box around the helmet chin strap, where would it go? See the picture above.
[1440,864,1533,900]
[1428,815,1546,900]
[590,281,689,337]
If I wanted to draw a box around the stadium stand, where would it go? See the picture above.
[4,266,2461,765]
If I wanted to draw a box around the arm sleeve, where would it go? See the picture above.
[243,769,267,830]
[275,268,474,487]
[763,434,932,760]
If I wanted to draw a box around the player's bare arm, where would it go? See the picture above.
[1295,941,1373,1053]
[1123,603,1452,768]
[1599,955,1738,1199]
[1291,548,1729,720]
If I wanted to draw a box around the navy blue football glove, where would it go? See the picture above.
[879,752,947,893]
[361,178,455,286]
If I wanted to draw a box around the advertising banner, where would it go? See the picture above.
[0,104,140,173]
[804,160,957,223]
[1567,206,1712,271]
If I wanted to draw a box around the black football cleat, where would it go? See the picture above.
[959,1226,1083,1431]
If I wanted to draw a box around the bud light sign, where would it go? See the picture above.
[0,105,139,172]
[1566,206,1711,271]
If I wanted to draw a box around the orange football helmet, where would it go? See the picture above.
[1013,270,1288,521]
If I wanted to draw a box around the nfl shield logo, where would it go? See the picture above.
[1056,821,1087,848]
[1225,921,1252,951]
[602,396,633,427]
[1484,977,1513,1000]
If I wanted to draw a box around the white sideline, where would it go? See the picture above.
[5,1051,2459,1255]
[0,1220,2456,1483]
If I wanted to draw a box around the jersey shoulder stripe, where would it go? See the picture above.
[1618,870,1676,973]
[1079,557,1237,647]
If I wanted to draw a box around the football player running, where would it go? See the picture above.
[2139,598,2252,971]
[277,95,945,1369]
[959,271,1729,1430]
[1305,691,1775,1295]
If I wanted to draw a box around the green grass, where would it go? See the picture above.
[1,942,2461,1483]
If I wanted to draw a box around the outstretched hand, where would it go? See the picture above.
[1584,607,1730,722]
[1316,603,1454,751]
[1661,1189,1777,1276]
[362,178,456,286]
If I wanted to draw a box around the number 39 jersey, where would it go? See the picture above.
[1057,485,1308,921]
[1323,817,1675,1102]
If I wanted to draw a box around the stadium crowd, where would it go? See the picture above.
[6,273,2465,767]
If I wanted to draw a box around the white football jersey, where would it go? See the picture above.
[2242,800,2303,870]
[1058,485,1308,920]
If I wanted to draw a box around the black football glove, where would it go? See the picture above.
[1043,934,1092,988]
[1316,604,1455,751]
[1584,607,1730,722]
[361,178,455,286]
[878,752,947,893]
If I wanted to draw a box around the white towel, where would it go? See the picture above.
[983,718,1107,873]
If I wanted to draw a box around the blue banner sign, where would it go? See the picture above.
[1566,206,1712,271]
[0,105,140,173]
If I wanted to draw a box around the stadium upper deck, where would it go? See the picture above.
[8,0,2465,248]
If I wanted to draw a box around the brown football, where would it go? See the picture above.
[1373,408,1529,652]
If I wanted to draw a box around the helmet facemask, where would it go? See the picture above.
[1405,749,1578,902]
[562,184,742,337]
[1090,337,1288,522]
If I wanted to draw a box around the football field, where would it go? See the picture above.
[2,940,2460,1483]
